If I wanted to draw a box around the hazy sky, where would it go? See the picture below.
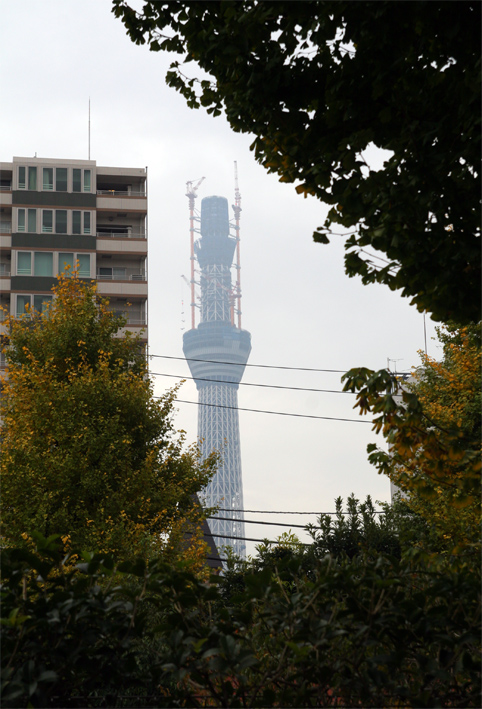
[1,1,439,555]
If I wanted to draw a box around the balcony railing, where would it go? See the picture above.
[0,270,11,277]
[96,231,146,239]
[97,271,146,281]
[125,318,146,326]
[0,223,12,233]
[112,313,146,326]
[96,189,146,197]
[0,184,12,191]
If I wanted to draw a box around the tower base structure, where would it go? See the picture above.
[183,322,251,558]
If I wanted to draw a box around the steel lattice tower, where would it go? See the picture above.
[183,193,251,558]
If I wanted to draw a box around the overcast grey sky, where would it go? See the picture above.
[1,0,439,555]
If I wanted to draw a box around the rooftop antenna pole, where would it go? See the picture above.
[185,176,205,329]
[233,161,242,329]
[88,98,91,160]
[423,313,428,356]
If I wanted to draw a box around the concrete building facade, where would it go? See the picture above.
[0,156,147,361]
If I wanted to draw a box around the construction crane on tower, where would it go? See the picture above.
[185,177,205,329]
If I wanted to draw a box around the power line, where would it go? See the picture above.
[208,508,384,515]
[208,516,312,529]
[208,516,383,528]
[150,353,347,374]
[168,397,373,424]
[150,371,352,395]
[206,533,312,546]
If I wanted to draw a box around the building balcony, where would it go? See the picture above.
[0,191,12,206]
[97,189,146,197]
[96,230,146,239]
[97,280,148,297]
[96,269,146,282]
[0,222,12,233]
[96,236,147,255]
[96,195,146,212]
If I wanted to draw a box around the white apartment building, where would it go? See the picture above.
[0,156,147,362]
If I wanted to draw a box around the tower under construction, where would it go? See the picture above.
[182,169,251,558]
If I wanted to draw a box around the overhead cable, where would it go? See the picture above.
[204,533,311,546]
[208,515,383,527]
[168,397,373,423]
[150,370,352,395]
[150,353,347,373]
[208,516,311,529]
[207,508,384,515]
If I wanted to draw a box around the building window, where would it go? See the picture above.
[42,210,53,233]
[17,166,37,190]
[83,212,91,234]
[28,209,37,232]
[16,295,31,316]
[59,252,74,274]
[72,211,81,234]
[17,208,36,233]
[99,267,126,279]
[73,169,81,192]
[73,168,91,194]
[84,170,91,193]
[17,252,32,275]
[17,208,38,232]
[18,166,26,190]
[78,254,90,277]
[34,252,53,277]
[28,167,37,191]
[34,295,53,313]
[18,209,25,232]
[55,210,67,234]
[43,168,54,191]
[15,294,52,316]
[17,209,37,234]
[56,167,68,192]
[59,252,90,277]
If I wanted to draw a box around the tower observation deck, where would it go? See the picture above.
[183,194,251,558]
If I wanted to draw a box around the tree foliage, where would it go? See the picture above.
[112,0,481,324]
[0,274,214,564]
[393,324,481,550]
[308,494,414,560]
[2,533,480,708]
[342,324,481,551]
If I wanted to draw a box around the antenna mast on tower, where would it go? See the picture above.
[185,176,205,329]
[233,161,242,329]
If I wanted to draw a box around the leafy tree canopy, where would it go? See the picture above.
[0,274,215,564]
[4,533,480,708]
[112,0,481,324]
[343,323,481,552]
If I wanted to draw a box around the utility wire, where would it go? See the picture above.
[204,533,311,546]
[150,371,352,395]
[167,397,372,424]
[208,516,312,529]
[150,354,347,374]
[207,508,384,515]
